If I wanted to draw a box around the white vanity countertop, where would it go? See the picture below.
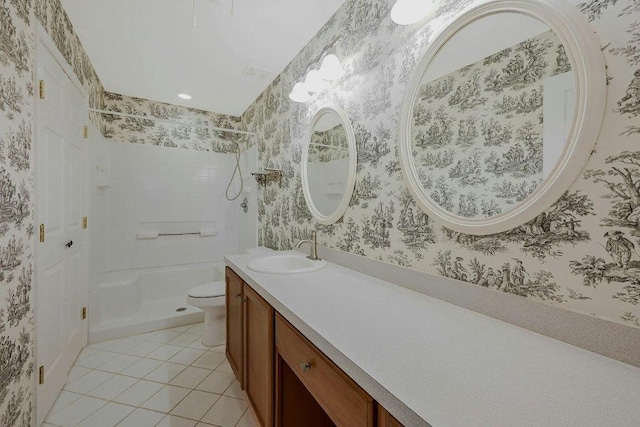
[225,251,640,427]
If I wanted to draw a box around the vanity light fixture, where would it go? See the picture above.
[288,41,345,103]
[178,93,193,100]
[391,0,434,25]
[289,82,312,103]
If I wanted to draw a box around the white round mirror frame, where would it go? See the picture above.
[398,0,606,235]
[301,105,358,225]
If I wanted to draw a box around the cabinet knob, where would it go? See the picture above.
[242,297,248,303]
[235,293,241,298]
[300,362,312,372]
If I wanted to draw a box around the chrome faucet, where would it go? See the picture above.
[296,230,321,261]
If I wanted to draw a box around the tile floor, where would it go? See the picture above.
[44,323,258,427]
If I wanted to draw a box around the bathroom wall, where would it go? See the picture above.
[100,92,246,153]
[0,0,108,422]
[0,0,35,424]
[243,0,640,329]
[104,142,242,274]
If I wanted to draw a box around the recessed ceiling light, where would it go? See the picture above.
[178,93,192,100]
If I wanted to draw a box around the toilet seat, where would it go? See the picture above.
[188,281,225,298]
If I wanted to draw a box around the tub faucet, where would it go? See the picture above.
[296,231,321,261]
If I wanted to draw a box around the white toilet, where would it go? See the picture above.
[186,281,226,347]
[186,248,273,347]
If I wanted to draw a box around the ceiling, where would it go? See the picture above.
[60,0,347,117]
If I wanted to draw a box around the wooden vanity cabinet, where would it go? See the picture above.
[275,314,375,427]
[377,407,403,427]
[225,267,244,386]
[226,267,403,427]
[244,284,275,427]
[226,267,275,426]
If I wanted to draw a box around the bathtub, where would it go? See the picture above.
[89,262,224,343]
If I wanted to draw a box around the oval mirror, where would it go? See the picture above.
[398,0,606,235]
[301,105,357,225]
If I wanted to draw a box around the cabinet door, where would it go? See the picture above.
[244,285,275,427]
[377,406,403,427]
[226,267,244,386]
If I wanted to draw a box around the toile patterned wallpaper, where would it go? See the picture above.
[1,0,35,425]
[413,30,570,219]
[243,0,640,330]
[2,0,106,423]
[309,123,349,162]
[100,92,245,153]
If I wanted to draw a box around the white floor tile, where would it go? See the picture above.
[169,366,212,389]
[223,380,243,399]
[169,348,205,365]
[147,330,182,343]
[168,333,200,347]
[88,339,120,350]
[120,358,163,378]
[66,366,91,384]
[46,395,107,426]
[140,384,190,413]
[147,344,184,361]
[166,324,194,333]
[125,341,163,357]
[46,390,83,417]
[208,344,226,354]
[87,375,138,400]
[64,370,114,394]
[170,390,219,421]
[76,402,135,427]
[144,362,187,383]
[186,323,204,335]
[113,380,164,407]
[196,371,235,395]
[188,340,209,351]
[215,359,233,374]
[76,347,99,361]
[201,396,247,427]
[156,414,198,427]
[107,338,142,354]
[97,354,141,373]
[116,408,165,427]
[131,331,161,341]
[75,350,118,369]
[236,410,258,427]
[192,352,226,370]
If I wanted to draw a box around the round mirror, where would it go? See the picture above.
[398,0,606,235]
[301,105,357,225]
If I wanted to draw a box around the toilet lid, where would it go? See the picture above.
[188,281,225,298]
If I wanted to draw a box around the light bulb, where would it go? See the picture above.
[320,54,345,81]
[304,69,328,93]
[390,0,433,26]
[178,93,192,100]
[289,82,311,103]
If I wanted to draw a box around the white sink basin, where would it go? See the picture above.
[247,254,326,275]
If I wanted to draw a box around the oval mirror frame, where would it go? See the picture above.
[398,0,606,235]
[301,105,358,225]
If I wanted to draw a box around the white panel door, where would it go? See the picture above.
[36,41,88,425]
[543,71,575,176]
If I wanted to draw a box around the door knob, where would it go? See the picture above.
[65,240,73,249]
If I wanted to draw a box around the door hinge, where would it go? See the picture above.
[39,80,45,99]
[39,366,45,384]
[83,126,89,139]
[82,307,87,320]
[82,216,88,229]
[39,224,45,243]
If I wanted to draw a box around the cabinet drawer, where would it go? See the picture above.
[275,314,374,427]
